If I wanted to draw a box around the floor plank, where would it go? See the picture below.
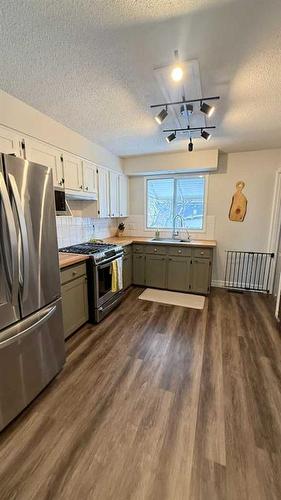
[0,287,280,499]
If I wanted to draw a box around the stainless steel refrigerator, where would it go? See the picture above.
[0,153,65,432]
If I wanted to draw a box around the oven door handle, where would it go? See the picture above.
[97,254,123,268]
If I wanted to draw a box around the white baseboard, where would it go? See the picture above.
[211,280,225,288]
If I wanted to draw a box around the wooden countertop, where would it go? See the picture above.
[104,236,217,248]
[59,253,89,269]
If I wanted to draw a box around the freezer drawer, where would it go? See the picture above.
[0,298,65,432]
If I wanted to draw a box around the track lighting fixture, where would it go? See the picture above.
[151,95,219,150]
[166,132,176,143]
[201,130,211,141]
[154,107,168,124]
[200,101,215,117]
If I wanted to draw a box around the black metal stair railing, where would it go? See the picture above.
[224,251,274,293]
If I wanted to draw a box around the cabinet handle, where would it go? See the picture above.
[178,250,182,254]
[72,271,77,276]
[200,251,204,255]
[85,186,89,191]
[112,213,114,217]
[154,248,157,252]
[80,185,83,190]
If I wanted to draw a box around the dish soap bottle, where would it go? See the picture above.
[155,228,160,240]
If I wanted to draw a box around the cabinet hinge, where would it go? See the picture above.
[190,260,192,265]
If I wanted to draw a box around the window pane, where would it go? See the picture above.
[147,178,174,229]
[175,177,205,230]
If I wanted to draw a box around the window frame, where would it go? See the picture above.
[144,173,208,233]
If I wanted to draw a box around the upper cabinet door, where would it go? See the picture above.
[63,153,83,192]
[24,138,64,188]
[82,160,97,195]
[119,174,128,217]
[98,167,110,218]
[109,171,119,217]
[0,125,23,157]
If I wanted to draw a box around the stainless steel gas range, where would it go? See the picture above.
[60,242,124,323]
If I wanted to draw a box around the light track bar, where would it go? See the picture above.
[150,96,220,109]
[163,126,216,132]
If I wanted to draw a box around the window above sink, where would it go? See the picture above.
[145,174,207,232]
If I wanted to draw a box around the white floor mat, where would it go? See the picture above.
[138,288,205,310]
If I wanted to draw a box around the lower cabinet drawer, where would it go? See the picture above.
[60,262,87,285]
[192,247,213,259]
[145,245,167,255]
[61,275,89,339]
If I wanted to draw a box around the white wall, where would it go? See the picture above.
[125,149,281,284]
[0,89,122,171]
[122,149,218,175]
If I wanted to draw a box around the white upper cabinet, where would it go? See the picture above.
[0,125,23,157]
[24,138,64,188]
[97,166,110,218]
[82,160,97,197]
[109,170,120,218]
[119,174,128,217]
[63,153,83,192]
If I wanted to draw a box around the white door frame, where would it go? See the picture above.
[267,169,281,316]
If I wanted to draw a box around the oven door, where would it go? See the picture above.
[95,258,121,307]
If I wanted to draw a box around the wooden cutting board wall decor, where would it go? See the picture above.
[229,181,247,222]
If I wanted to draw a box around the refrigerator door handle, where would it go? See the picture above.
[0,304,56,349]
[0,171,19,306]
[8,173,30,302]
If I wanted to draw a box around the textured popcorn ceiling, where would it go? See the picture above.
[0,0,281,156]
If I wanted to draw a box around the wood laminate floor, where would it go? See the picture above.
[0,287,281,500]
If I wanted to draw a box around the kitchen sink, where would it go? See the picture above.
[150,238,191,243]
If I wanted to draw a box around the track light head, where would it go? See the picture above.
[166,132,176,143]
[200,101,215,117]
[188,138,193,152]
[201,130,211,141]
[155,107,168,124]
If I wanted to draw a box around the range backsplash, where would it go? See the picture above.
[56,217,118,248]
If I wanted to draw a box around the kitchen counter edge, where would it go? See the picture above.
[59,253,89,269]
[104,237,217,248]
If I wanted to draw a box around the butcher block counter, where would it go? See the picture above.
[59,253,89,269]
[104,236,217,248]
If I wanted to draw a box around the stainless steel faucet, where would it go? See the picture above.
[172,214,191,242]
[172,214,183,239]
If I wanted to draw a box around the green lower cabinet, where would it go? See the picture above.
[167,256,191,292]
[133,254,146,285]
[145,255,166,289]
[61,275,89,339]
[190,258,211,294]
[123,254,132,289]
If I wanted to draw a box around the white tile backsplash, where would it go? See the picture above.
[56,217,118,248]
[122,214,216,240]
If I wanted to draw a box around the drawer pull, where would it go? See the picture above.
[72,271,78,276]
[178,250,182,254]
[200,251,204,255]
[154,248,157,252]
